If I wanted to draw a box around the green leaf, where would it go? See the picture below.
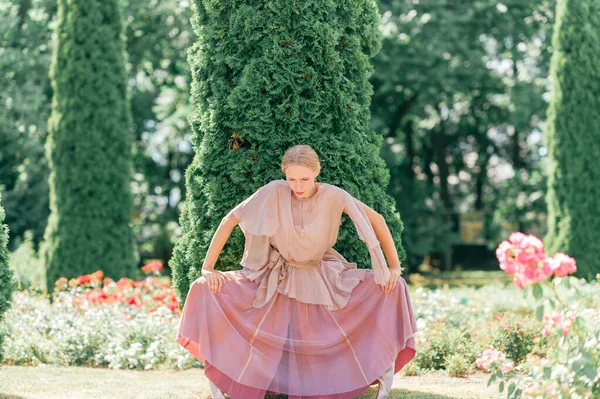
[582,350,594,363]
[532,284,543,300]
[508,383,516,395]
[582,365,597,381]
[563,276,571,289]
[535,304,544,321]
[543,366,552,378]
[499,381,505,392]
[571,356,586,372]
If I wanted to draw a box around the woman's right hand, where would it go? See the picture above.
[201,268,233,294]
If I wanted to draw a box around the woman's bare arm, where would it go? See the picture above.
[342,200,402,293]
[353,202,402,272]
[201,212,240,270]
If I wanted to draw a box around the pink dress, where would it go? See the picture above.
[176,180,418,399]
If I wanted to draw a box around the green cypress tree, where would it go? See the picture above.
[42,0,137,289]
[171,0,406,303]
[0,192,18,363]
[544,0,600,280]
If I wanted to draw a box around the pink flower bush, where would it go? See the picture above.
[495,232,577,288]
[542,311,575,337]
[485,234,599,398]
[475,347,514,374]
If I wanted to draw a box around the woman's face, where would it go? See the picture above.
[285,164,320,198]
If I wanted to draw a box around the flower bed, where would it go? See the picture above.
[0,261,200,370]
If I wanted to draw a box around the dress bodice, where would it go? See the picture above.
[229,179,391,310]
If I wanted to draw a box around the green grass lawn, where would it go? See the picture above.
[0,365,502,399]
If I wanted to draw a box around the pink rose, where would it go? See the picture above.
[496,241,517,275]
[496,233,577,289]
[508,232,527,244]
[501,362,515,374]
[550,252,577,277]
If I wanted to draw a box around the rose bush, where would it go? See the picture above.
[477,232,600,399]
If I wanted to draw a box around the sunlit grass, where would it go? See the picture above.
[0,365,501,399]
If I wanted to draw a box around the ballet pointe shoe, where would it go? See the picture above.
[208,379,226,399]
[375,363,395,399]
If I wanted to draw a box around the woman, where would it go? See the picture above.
[176,145,418,399]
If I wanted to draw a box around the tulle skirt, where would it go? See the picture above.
[176,269,418,399]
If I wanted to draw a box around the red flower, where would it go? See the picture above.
[116,277,135,289]
[167,301,179,312]
[126,295,143,308]
[77,274,92,285]
[142,260,164,274]
[86,289,109,305]
[92,270,104,281]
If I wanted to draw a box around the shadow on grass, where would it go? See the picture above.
[264,386,467,399]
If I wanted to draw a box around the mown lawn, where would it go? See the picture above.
[0,365,502,399]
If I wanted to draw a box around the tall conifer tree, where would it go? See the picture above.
[0,193,18,362]
[42,0,137,288]
[544,0,600,280]
[172,0,406,302]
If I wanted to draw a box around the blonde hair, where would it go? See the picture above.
[281,145,321,174]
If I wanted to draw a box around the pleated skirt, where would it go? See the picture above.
[176,269,418,399]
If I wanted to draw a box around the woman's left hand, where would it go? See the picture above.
[382,266,402,293]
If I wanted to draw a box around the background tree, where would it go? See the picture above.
[170,0,406,303]
[544,0,600,281]
[0,0,194,269]
[371,0,555,272]
[41,0,138,288]
[0,192,18,362]
[122,0,195,267]
[0,0,55,248]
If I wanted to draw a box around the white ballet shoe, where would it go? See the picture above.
[208,379,226,399]
[376,363,395,399]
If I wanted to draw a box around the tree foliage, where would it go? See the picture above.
[170,0,407,302]
[544,0,600,280]
[0,192,18,362]
[371,0,555,271]
[0,0,55,248]
[41,0,137,287]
